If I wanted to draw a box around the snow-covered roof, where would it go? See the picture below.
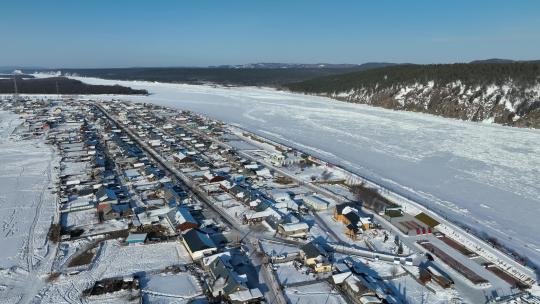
[126,233,147,243]
[173,207,197,225]
[229,288,263,302]
[280,222,309,232]
[303,195,330,209]
[244,208,275,220]
[342,206,358,215]
[255,168,272,178]
[173,151,188,160]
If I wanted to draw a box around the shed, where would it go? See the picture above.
[278,222,310,238]
[126,233,147,244]
[303,195,330,210]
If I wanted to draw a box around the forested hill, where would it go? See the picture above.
[285,62,540,128]
[0,77,148,95]
[34,63,396,86]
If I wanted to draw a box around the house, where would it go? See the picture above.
[243,208,275,224]
[99,203,132,221]
[194,159,210,171]
[228,184,247,199]
[332,271,353,285]
[335,204,356,223]
[168,207,198,232]
[335,204,373,240]
[203,171,226,183]
[255,168,272,179]
[144,198,166,208]
[299,241,332,273]
[241,190,262,206]
[95,187,118,206]
[203,252,264,303]
[335,273,388,304]
[182,229,217,260]
[125,233,147,244]
[202,184,222,195]
[303,194,330,210]
[124,169,141,180]
[161,186,183,207]
[277,222,309,238]
[244,163,259,171]
[136,207,172,226]
[219,180,233,191]
[148,139,161,147]
[248,199,261,210]
[173,151,191,163]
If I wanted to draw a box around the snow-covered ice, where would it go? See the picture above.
[33,75,540,269]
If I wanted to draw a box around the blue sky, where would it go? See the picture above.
[1,0,539,68]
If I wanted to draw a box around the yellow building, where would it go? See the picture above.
[300,241,332,273]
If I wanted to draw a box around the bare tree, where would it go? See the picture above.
[349,182,394,212]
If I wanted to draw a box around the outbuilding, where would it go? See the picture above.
[125,233,147,245]
[277,222,310,238]
[303,195,330,211]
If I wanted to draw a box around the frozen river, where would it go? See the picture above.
[55,75,540,268]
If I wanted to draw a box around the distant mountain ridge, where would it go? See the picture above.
[211,62,396,69]
[286,62,540,128]
[469,58,517,64]
[469,58,540,64]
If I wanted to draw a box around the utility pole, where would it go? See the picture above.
[13,75,20,101]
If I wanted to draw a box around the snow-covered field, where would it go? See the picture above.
[37,240,192,303]
[33,75,540,270]
[141,272,203,303]
[0,111,59,303]
[284,281,345,304]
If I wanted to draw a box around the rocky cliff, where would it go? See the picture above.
[286,62,540,128]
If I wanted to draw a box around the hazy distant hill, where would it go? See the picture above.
[0,77,148,95]
[34,63,396,86]
[286,62,540,128]
[0,74,35,79]
[212,62,395,69]
[469,58,540,64]
[469,58,517,64]
[0,66,46,73]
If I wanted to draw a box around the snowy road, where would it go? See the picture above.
[35,74,540,270]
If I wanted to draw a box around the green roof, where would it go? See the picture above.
[415,212,439,228]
